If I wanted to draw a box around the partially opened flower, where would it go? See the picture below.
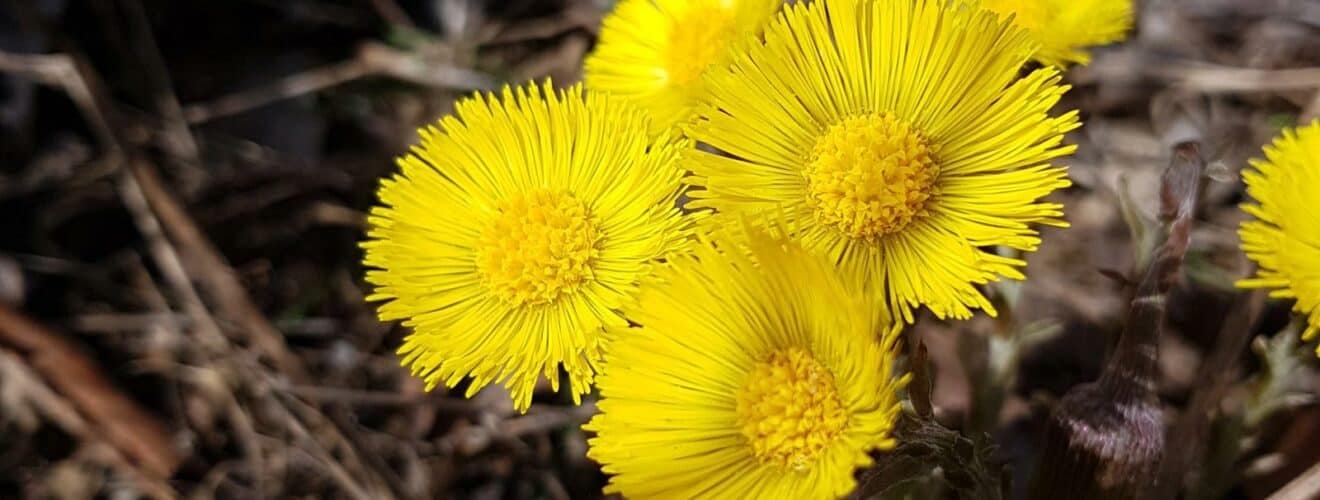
[686,0,1080,323]
[1237,120,1320,356]
[585,224,907,499]
[363,81,693,412]
[584,0,782,135]
[978,0,1133,67]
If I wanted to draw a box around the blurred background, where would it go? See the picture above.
[0,0,1318,498]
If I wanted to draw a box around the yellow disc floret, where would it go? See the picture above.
[805,113,940,241]
[585,224,908,498]
[686,0,1078,323]
[366,82,692,413]
[477,188,602,306]
[663,4,738,86]
[737,347,848,471]
[585,0,782,134]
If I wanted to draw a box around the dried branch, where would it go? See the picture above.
[120,0,202,165]
[1147,61,1320,93]
[126,159,308,381]
[0,50,122,156]
[0,350,177,499]
[2,7,429,498]
[0,305,181,480]
[181,41,497,124]
[1268,461,1320,500]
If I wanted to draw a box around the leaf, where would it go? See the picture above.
[1116,173,1159,275]
[1245,326,1315,428]
[853,413,1005,500]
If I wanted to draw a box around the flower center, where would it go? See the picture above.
[476,188,601,306]
[804,112,939,241]
[736,347,847,472]
[663,2,738,86]
[980,0,1054,32]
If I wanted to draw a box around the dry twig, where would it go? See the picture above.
[1148,61,1320,93]
[181,41,496,124]
[1268,460,1320,500]
[0,350,177,499]
[0,305,181,480]
[126,160,308,380]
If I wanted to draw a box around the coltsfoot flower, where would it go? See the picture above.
[1237,120,1320,356]
[978,0,1134,67]
[363,81,693,412]
[686,0,1080,323]
[585,224,907,499]
[584,0,782,135]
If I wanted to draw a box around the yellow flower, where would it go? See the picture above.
[585,224,908,499]
[1237,120,1320,356]
[978,0,1133,67]
[686,0,1080,323]
[584,0,782,135]
[363,81,693,412]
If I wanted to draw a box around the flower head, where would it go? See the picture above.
[686,0,1080,323]
[584,0,782,135]
[1237,120,1320,356]
[585,224,907,499]
[363,81,693,412]
[979,0,1133,67]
